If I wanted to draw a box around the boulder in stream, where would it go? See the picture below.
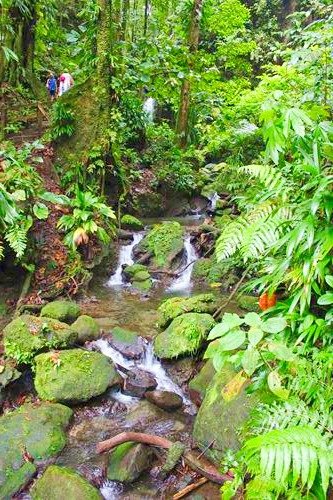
[72,315,100,343]
[40,300,81,323]
[0,402,72,498]
[123,264,153,292]
[31,465,102,500]
[188,360,216,406]
[123,368,157,398]
[158,293,218,329]
[121,214,144,230]
[145,390,183,411]
[107,442,154,483]
[34,349,120,403]
[3,315,77,364]
[109,326,144,359]
[154,313,215,359]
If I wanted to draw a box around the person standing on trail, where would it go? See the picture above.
[46,73,57,101]
[58,70,74,97]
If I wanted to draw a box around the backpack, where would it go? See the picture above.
[48,77,57,91]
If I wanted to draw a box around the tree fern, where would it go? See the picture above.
[240,164,286,193]
[243,426,333,495]
[4,223,30,259]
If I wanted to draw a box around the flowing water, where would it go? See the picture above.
[208,192,220,211]
[143,97,156,122]
[107,232,144,286]
[167,235,198,294]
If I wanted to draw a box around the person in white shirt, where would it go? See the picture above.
[58,71,74,97]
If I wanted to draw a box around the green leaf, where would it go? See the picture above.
[267,371,289,400]
[267,342,295,361]
[220,329,246,351]
[11,190,26,201]
[33,203,49,220]
[40,191,70,205]
[262,317,287,334]
[324,275,333,288]
[241,348,260,376]
[244,312,262,327]
[248,326,264,346]
[207,313,244,340]
[318,293,333,305]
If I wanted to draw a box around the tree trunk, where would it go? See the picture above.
[176,0,204,147]
[143,0,149,36]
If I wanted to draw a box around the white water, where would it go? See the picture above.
[107,232,144,286]
[143,97,156,122]
[208,192,220,211]
[100,480,123,500]
[93,338,195,412]
[167,235,198,293]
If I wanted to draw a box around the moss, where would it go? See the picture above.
[188,360,216,403]
[121,214,144,230]
[34,349,119,403]
[133,270,151,282]
[132,279,152,292]
[31,465,101,500]
[237,295,260,312]
[112,327,138,344]
[123,263,148,279]
[3,315,77,365]
[139,221,184,268]
[154,313,215,359]
[160,442,185,476]
[158,293,217,329]
[40,300,81,323]
[192,257,238,289]
[72,315,100,343]
[0,402,72,497]
[107,442,153,483]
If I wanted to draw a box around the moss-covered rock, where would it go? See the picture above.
[34,349,119,403]
[0,360,21,391]
[3,315,77,364]
[188,360,216,406]
[121,214,144,230]
[154,313,215,359]
[107,442,153,483]
[0,402,72,498]
[160,442,185,477]
[237,294,260,312]
[193,365,272,465]
[132,279,153,292]
[192,257,238,289]
[123,264,153,292]
[158,293,217,329]
[133,270,151,282]
[41,300,81,323]
[110,327,143,359]
[138,221,184,269]
[72,315,100,343]
[31,465,101,499]
[123,263,147,279]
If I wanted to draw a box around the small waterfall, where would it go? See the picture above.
[107,232,144,286]
[143,97,156,122]
[208,192,220,211]
[167,235,198,293]
[100,480,123,500]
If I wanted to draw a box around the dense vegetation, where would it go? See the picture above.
[0,0,332,498]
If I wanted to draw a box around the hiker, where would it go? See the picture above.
[58,70,74,97]
[46,73,57,101]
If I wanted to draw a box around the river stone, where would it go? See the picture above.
[31,465,102,499]
[132,279,153,292]
[110,327,144,359]
[41,300,81,323]
[34,349,119,403]
[188,360,216,406]
[123,263,147,280]
[72,315,100,343]
[124,400,185,433]
[145,390,183,411]
[3,315,77,364]
[123,368,157,398]
[193,364,271,465]
[133,270,151,282]
[154,313,215,359]
[158,293,218,329]
[0,402,72,498]
[107,442,154,483]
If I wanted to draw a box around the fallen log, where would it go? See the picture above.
[96,431,232,485]
[173,477,208,499]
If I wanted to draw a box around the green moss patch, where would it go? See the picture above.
[139,221,184,268]
[121,214,144,230]
[158,293,218,329]
[72,315,100,343]
[41,300,81,323]
[107,442,153,483]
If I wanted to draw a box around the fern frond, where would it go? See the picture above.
[243,426,333,494]
[4,224,28,258]
[241,164,286,192]
[0,239,4,261]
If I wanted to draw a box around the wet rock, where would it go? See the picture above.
[0,360,21,390]
[123,368,157,398]
[123,263,147,280]
[192,258,238,290]
[145,390,183,411]
[158,294,218,329]
[160,441,185,478]
[132,279,153,293]
[0,402,72,498]
[3,315,77,364]
[237,294,260,312]
[109,327,144,359]
[72,315,100,343]
[188,360,216,406]
[163,357,197,387]
[154,313,215,359]
[124,400,185,433]
[107,442,154,483]
[121,214,144,230]
[41,300,81,323]
[193,364,272,464]
[69,417,122,443]
[123,264,153,292]
[34,349,120,403]
[31,465,102,499]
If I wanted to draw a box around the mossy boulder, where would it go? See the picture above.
[133,270,151,282]
[138,221,184,269]
[3,315,77,364]
[31,465,102,499]
[34,349,119,403]
[107,442,154,483]
[0,360,21,391]
[132,279,153,292]
[41,300,81,323]
[193,365,272,465]
[121,214,144,230]
[72,315,100,343]
[0,402,72,498]
[110,327,144,359]
[123,264,153,292]
[154,313,215,359]
[188,360,216,406]
[192,257,238,290]
[123,263,147,279]
[237,295,260,312]
[158,293,218,329]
